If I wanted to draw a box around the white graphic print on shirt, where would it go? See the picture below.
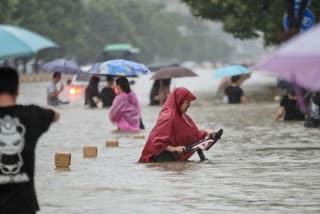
[0,115,29,184]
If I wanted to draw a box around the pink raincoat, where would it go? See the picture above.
[109,91,141,131]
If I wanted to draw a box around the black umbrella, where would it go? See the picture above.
[151,67,198,80]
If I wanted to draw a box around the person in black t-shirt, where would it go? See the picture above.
[0,67,59,214]
[224,75,247,104]
[274,89,305,121]
[100,75,116,107]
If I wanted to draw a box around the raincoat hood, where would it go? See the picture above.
[139,87,207,163]
[162,87,196,115]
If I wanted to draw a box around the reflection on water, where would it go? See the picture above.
[17,82,320,214]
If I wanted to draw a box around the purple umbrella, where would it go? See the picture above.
[151,67,197,80]
[42,59,82,74]
[252,24,320,91]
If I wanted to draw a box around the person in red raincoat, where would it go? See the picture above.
[139,87,214,163]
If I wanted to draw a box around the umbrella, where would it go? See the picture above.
[151,67,197,80]
[147,63,180,72]
[42,59,82,74]
[86,59,149,76]
[213,65,250,79]
[0,24,57,60]
[252,24,320,91]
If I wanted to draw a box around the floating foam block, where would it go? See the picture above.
[55,152,71,169]
[83,146,98,157]
[132,134,145,139]
[106,140,119,147]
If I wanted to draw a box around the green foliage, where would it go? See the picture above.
[182,0,320,46]
[0,0,236,64]
[0,0,18,23]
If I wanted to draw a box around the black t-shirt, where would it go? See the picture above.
[0,105,54,213]
[280,95,305,121]
[225,86,244,104]
[100,87,116,107]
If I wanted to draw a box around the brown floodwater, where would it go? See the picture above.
[18,70,320,214]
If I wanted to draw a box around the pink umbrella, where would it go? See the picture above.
[252,24,320,91]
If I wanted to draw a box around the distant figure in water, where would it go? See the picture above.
[149,79,171,106]
[47,72,69,106]
[149,80,160,105]
[274,88,305,121]
[100,75,116,108]
[139,87,215,163]
[109,76,144,131]
[85,76,101,108]
[224,75,247,104]
[217,73,250,98]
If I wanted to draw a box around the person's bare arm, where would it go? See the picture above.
[240,95,248,104]
[50,84,64,98]
[274,107,285,121]
[166,145,186,153]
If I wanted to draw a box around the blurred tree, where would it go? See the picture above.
[0,0,237,66]
[182,0,320,45]
[13,0,85,57]
[0,0,17,23]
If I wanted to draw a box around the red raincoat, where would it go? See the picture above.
[139,87,207,163]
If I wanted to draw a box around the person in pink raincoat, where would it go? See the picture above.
[109,76,142,131]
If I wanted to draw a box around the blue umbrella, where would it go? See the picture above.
[86,59,149,76]
[42,59,82,74]
[213,65,250,79]
[0,24,58,60]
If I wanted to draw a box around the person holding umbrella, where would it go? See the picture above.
[47,72,68,106]
[150,66,197,106]
[224,75,248,104]
[150,78,171,106]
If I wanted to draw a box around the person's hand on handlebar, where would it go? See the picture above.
[206,130,216,138]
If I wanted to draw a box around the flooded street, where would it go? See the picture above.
[18,70,320,214]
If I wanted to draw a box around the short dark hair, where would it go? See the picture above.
[116,76,131,93]
[286,87,296,96]
[0,66,19,95]
[106,75,114,82]
[231,75,241,83]
[53,71,61,79]
[89,76,100,87]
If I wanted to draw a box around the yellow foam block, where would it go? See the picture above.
[55,152,71,168]
[83,146,98,158]
[132,134,145,139]
[106,140,119,147]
